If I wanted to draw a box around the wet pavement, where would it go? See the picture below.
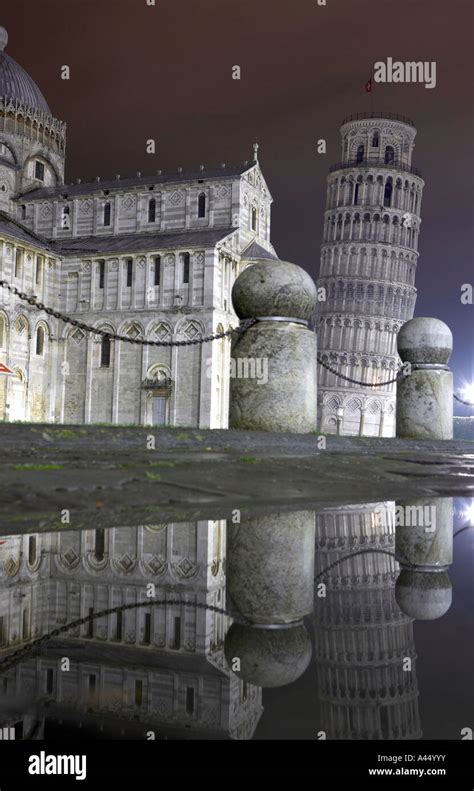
[0,424,473,531]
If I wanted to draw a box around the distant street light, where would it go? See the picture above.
[461,383,474,405]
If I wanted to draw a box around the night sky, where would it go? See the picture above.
[3,0,473,411]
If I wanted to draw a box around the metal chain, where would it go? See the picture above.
[317,355,404,387]
[3,536,471,674]
[0,279,256,346]
[0,597,249,675]
[318,357,474,407]
[314,548,396,581]
[454,393,474,407]
[0,550,397,674]
[1,277,472,406]
[315,527,473,583]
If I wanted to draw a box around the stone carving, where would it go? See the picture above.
[14,316,27,334]
[169,190,184,206]
[216,185,230,200]
[145,555,167,576]
[126,325,141,340]
[171,556,198,579]
[122,194,136,211]
[60,548,81,569]
[182,321,201,341]
[80,199,92,214]
[153,322,171,341]
[71,328,85,344]
[114,552,137,574]
[4,556,20,576]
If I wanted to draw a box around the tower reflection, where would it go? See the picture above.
[313,502,422,740]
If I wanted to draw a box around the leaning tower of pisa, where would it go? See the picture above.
[315,112,424,436]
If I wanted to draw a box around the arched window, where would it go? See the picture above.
[198,192,206,218]
[35,326,44,355]
[148,198,156,223]
[356,145,364,163]
[384,146,395,165]
[126,258,133,287]
[28,536,37,566]
[103,202,111,226]
[35,161,45,181]
[182,252,190,284]
[61,205,70,230]
[14,248,23,278]
[100,336,111,367]
[384,179,393,207]
[372,132,379,148]
[94,529,105,561]
[251,206,258,232]
[21,205,26,220]
[22,608,30,640]
[35,256,44,286]
[154,255,161,286]
[347,181,354,206]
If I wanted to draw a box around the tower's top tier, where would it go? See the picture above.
[339,112,417,170]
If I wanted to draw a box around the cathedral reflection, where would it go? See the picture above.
[0,498,456,740]
[0,522,262,740]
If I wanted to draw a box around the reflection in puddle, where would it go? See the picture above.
[0,498,471,740]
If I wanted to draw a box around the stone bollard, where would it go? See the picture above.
[396,317,453,440]
[224,510,315,687]
[230,258,317,433]
[395,497,453,620]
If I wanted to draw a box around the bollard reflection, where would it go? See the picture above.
[395,497,453,620]
[224,511,315,688]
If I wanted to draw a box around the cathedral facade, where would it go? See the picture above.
[315,113,424,437]
[0,26,277,428]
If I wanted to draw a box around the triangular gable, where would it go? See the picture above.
[241,161,274,203]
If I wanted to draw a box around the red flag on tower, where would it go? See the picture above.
[0,363,16,376]
[365,78,373,93]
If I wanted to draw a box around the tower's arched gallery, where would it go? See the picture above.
[315,113,423,437]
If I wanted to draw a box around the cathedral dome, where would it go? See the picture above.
[0,27,51,115]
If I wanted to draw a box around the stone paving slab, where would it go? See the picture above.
[0,424,473,533]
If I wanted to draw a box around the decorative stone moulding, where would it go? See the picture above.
[0,97,66,151]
